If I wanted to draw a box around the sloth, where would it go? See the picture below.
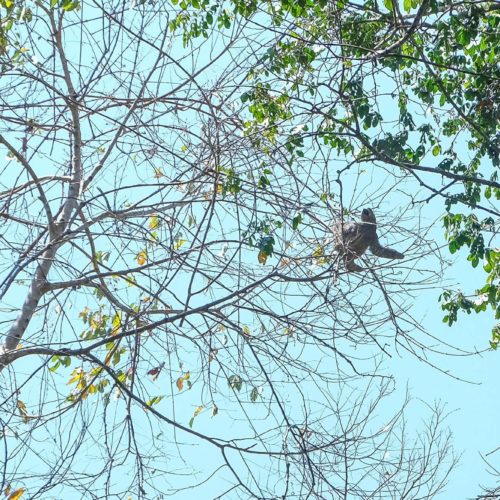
[334,208,405,272]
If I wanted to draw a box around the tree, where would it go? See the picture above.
[475,449,500,500]
[231,0,500,345]
[0,0,495,498]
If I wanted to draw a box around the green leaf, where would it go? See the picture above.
[49,360,61,372]
[250,387,259,402]
[228,375,243,392]
[65,1,79,11]
[146,395,164,407]
[61,0,79,11]
[292,213,302,230]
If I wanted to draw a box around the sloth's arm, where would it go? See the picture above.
[370,238,404,259]
[345,258,364,272]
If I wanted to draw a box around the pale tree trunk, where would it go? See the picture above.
[0,247,56,364]
[0,7,81,370]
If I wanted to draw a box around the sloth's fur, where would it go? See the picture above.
[334,208,405,272]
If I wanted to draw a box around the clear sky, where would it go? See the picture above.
[0,2,498,499]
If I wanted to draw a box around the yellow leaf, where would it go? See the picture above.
[89,313,100,329]
[90,367,103,377]
[136,250,147,265]
[111,312,121,335]
[173,239,186,251]
[258,250,267,265]
[149,215,159,229]
[312,245,324,258]
[153,167,164,178]
[176,377,183,391]
[79,306,90,323]
[67,367,84,385]
[8,488,25,500]
[312,245,328,265]
[217,183,223,194]
[17,401,30,423]
[242,325,251,336]
[193,405,203,417]
[176,372,190,391]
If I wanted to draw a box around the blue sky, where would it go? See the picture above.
[0,2,498,498]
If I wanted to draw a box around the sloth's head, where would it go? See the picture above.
[361,208,376,224]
